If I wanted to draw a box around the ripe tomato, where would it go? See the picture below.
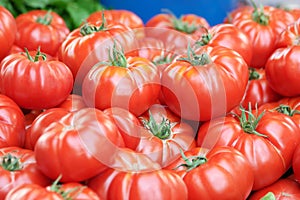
[55,94,87,112]
[166,146,254,200]
[0,147,51,199]
[248,177,300,199]
[14,10,70,57]
[82,47,161,116]
[0,49,74,110]
[195,23,253,66]
[293,144,300,183]
[265,45,300,97]
[276,19,300,48]
[197,109,300,190]
[229,5,294,68]
[161,45,249,121]
[57,18,135,90]
[88,167,188,200]
[0,6,17,61]
[0,94,25,148]
[34,108,126,182]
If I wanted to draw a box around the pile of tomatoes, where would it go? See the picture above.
[0,2,300,199]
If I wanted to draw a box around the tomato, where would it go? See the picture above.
[239,67,282,109]
[0,94,25,148]
[195,23,253,66]
[276,19,300,48]
[197,108,300,190]
[103,107,142,150]
[0,49,74,110]
[0,147,51,199]
[166,146,254,200]
[0,6,17,61]
[82,45,161,116]
[135,110,196,167]
[161,45,249,121]
[265,45,300,97]
[55,94,87,112]
[248,177,300,200]
[88,167,188,200]
[57,18,135,90]
[229,5,294,68]
[15,10,70,57]
[5,181,100,200]
[34,108,125,182]
[86,9,144,38]
[293,143,300,183]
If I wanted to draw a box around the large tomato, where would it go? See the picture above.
[161,45,249,121]
[165,146,254,200]
[197,108,300,190]
[14,10,70,57]
[57,18,135,90]
[34,108,125,182]
[88,159,188,200]
[293,144,300,183]
[265,45,300,97]
[82,46,161,116]
[0,49,74,110]
[276,19,300,48]
[0,147,51,199]
[248,177,300,199]
[195,23,253,66]
[0,94,25,148]
[228,4,294,68]
[0,6,17,61]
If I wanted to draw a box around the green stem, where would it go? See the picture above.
[0,153,23,171]
[108,41,128,68]
[36,10,53,25]
[24,47,47,62]
[248,68,260,80]
[177,43,212,66]
[174,149,207,171]
[49,175,82,200]
[80,12,106,36]
[250,0,269,25]
[275,104,300,117]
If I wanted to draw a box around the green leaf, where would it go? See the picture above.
[66,2,91,29]
[23,0,50,9]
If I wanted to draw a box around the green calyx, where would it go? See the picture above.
[50,175,83,200]
[195,33,212,47]
[36,10,53,25]
[250,0,269,25]
[173,17,198,34]
[80,12,106,36]
[275,104,300,117]
[142,112,172,140]
[106,41,128,68]
[174,149,207,171]
[248,68,260,80]
[260,192,276,200]
[24,47,47,62]
[177,44,212,66]
[237,105,268,137]
[0,153,23,171]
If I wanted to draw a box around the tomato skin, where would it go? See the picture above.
[0,147,51,200]
[197,111,300,190]
[15,10,69,57]
[34,108,125,182]
[265,46,300,97]
[166,146,254,200]
[88,168,188,200]
[57,20,135,88]
[293,144,300,183]
[82,56,161,116]
[0,6,17,61]
[199,23,253,66]
[0,50,74,110]
[248,177,300,200]
[161,45,248,121]
[276,19,300,48]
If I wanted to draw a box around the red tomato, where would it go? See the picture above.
[88,167,188,200]
[55,94,87,112]
[0,6,17,61]
[197,109,300,190]
[293,144,300,183]
[239,67,282,109]
[5,181,100,200]
[0,94,25,148]
[82,47,161,116]
[229,5,294,68]
[86,9,144,38]
[166,146,254,200]
[34,108,125,182]
[276,19,300,48]
[248,177,300,200]
[265,46,300,97]
[161,45,249,121]
[196,23,253,66]
[15,10,69,57]
[57,19,135,89]
[0,49,74,110]
[0,147,51,199]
